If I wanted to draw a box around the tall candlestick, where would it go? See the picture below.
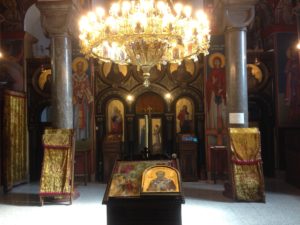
[145,115,149,148]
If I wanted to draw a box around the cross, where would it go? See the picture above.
[144,106,153,117]
[206,128,227,146]
[206,127,228,179]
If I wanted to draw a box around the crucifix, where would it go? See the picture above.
[145,106,153,116]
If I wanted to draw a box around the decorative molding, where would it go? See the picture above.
[121,74,139,91]
[190,71,204,94]
[165,113,174,121]
[159,73,177,91]
[37,0,79,37]
[130,83,169,99]
[171,87,204,112]
[95,76,110,95]
[223,3,256,28]
[214,0,257,31]
[95,89,128,114]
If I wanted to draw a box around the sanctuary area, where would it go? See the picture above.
[0,1,300,225]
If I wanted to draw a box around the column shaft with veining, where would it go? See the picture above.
[225,27,248,127]
[222,2,256,128]
[37,0,78,128]
[50,36,73,128]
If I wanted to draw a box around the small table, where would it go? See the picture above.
[210,146,228,184]
[75,147,89,185]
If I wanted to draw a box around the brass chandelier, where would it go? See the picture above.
[79,0,210,87]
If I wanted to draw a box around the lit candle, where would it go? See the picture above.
[145,115,149,148]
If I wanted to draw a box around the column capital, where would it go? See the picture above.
[214,0,257,32]
[36,0,80,37]
[223,1,256,29]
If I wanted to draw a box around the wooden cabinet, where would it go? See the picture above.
[74,140,91,185]
[210,146,228,183]
[102,135,122,182]
[177,135,198,181]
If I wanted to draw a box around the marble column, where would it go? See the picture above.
[37,0,78,128]
[220,1,257,199]
[222,2,256,128]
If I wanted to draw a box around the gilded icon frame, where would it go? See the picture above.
[141,165,181,195]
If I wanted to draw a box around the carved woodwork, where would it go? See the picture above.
[210,146,228,183]
[102,135,122,183]
[247,51,275,176]
[177,134,198,181]
[26,57,51,181]
[95,58,205,181]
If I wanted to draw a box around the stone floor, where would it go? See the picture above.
[0,177,300,225]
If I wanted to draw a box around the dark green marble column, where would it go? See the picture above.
[37,0,78,128]
[222,2,256,128]
[225,27,248,127]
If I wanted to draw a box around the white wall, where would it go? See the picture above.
[24,4,50,57]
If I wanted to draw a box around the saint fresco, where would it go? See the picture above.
[72,57,93,141]
[107,99,124,138]
[206,52,226,129]
[176,98,194,134]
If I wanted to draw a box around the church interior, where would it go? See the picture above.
[0,0,300,225]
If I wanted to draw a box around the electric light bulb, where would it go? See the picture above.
[79,16,88,31]
[79,34,85,40]
[106,16,115,26]
[110,3,120,16]
[165,93,171,100]
[88,12,97,22]
[196,10,202,19]
[184,6,192,18]
[297,41,300,50]
[174,3,183,16]
[96,7,105,18]
[127,95,134,102]
[141,1,150,13]
[156,1,165,12]
[122,1,131,14]
[163,14,174,27]
[140,13,147,27]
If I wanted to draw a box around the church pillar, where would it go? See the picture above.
[222,2,256,128]
[220,1,257,198]
[225,27,248,127]
[37,1,78,128]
